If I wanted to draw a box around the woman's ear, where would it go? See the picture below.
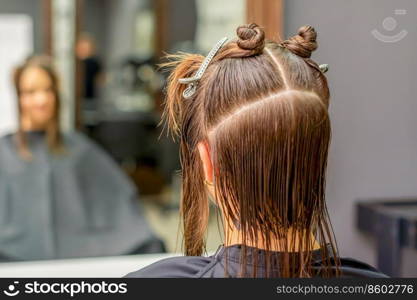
[197,141,213,183]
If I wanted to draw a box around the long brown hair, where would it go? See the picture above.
[162,24,339,277]
[13,55,63,159]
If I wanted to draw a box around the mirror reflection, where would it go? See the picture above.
[0,0,245,261]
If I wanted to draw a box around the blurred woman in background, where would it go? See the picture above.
[126,24,386,278]
[0,56,164,261]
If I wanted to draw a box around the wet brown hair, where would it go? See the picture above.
[13,55,63,159]
[162,23,339,277]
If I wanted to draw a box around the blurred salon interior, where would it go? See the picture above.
[0,0,416,277]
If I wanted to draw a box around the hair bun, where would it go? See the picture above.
[281,25,317,58]
[236,23,265,54]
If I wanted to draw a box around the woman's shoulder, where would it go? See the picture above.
[0,132,15,144]
[62,131,109,157]
[124,244,389,278]
[338,257,388,278]
[62,131,92,148]
[0,133,18,157]
[125,255,215,278]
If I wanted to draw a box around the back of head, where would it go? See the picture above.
[163,24,337,277]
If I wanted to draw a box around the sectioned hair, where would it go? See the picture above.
[162,24,339,277]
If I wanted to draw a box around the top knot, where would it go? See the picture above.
[281,25,318,58]
[236,23,265,54]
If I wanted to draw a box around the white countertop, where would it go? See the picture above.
[0,253,178,278]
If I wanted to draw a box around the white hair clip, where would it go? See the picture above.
[319,64,329,73]
[179,37,228,99]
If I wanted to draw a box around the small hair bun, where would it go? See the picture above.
[281,25,318,58]
[236,23,265,54]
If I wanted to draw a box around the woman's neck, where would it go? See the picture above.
[208,190,321,252]
[224,224,321,252]
[21,117,47,132]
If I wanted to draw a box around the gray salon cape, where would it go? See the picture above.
[126,244,388,278]
[0,131,155,261]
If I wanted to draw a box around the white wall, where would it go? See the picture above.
[285,0,417,274]
[0,0,43,135]
[0,14,33,135]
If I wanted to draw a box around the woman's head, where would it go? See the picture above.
[163,24,337,277]
[13,55,62,158]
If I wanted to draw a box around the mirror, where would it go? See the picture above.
[0,0,246,262]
